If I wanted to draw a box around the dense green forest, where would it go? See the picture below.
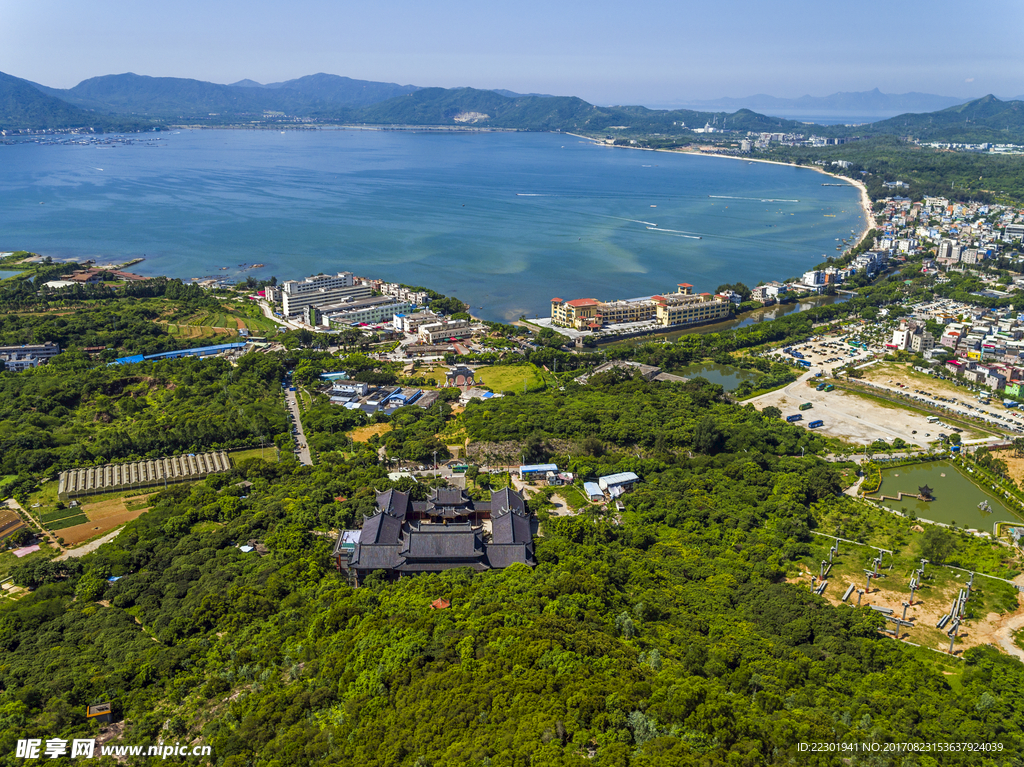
[766,137,1024,204]
[2,373,1024,765]
[0,71,156,133]
[3,220,1024,763]
[0,353,286,477]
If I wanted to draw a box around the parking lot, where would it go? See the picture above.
[751,328,1019,446]
[750,372,939,447]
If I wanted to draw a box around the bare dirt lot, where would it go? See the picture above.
[750,373,936,447]
[992,449,1024,484]
[58,495,154,546]
[348,423,393,443]
[792,564,1024,659]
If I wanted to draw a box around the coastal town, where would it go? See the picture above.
[6,0,1024,756]
[5,183,1024,756]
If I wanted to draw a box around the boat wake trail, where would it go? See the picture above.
[647,227,701,240]
[596,214,658,226]
[709,195,799,203]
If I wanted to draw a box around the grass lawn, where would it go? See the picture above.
[0,475,17,495]
[560,484,592,510]
[476,364,553,394]
[230,446,279,464]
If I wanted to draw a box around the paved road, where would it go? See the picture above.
[285,388,313,465]
[57,528,123,560]
[256,300,303,331]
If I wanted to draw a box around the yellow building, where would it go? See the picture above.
[550,297,601,329]
[551,283,728,330]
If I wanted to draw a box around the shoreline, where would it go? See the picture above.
[579,135,875,250]
[694,151,874,246]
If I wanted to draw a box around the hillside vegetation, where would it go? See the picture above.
[2,372,1024,765]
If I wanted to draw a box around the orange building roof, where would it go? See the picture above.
[566,298,599,307]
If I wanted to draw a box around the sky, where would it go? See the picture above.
[3,0,1022,105]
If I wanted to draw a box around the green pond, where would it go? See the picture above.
[875,460,1023,531]
[0,270,23,279]
[677,361,759,391]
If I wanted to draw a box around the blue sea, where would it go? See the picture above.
[0,130,865,321]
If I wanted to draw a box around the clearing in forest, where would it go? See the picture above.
[793,536,1023,659]
[57,494,155,546]
[475,364,552,394]
[349,423,393,442]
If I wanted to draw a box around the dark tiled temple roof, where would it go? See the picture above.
[340,488,534,576]
[430,487,469,506]
[360,513,402,545]
[404,523,484,559]
[375,489,411,519]
[485,544,533,568]
[350,544,402,571]
[490,488,527,517]
[491,507,532,546]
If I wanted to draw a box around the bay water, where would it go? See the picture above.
[0,130,865,321]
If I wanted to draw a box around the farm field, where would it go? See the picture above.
[161,305,282,340]
[56,493,157,546]
[27,482,159,545]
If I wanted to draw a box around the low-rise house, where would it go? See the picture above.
[598,472,640,498]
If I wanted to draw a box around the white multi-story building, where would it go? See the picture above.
[279,272,372,317]
[323,296,413,327]
[419,319,474,344]
[380,283,430,305]
[393,310,441,333]
[961,249,983,265]
[890,321,935,353]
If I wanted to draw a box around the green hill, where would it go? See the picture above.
[335,87,811,134]
[861,95,1024,142]
[56,72,315,118]
[9,69,1024,142]
[29,72,422,120]
[259,73,420,107]
[0,71,154,132]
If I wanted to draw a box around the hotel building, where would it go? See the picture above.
[550,283,729,330]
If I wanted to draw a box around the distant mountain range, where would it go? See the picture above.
[672,88,974,120]
[2,70,1023,143]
